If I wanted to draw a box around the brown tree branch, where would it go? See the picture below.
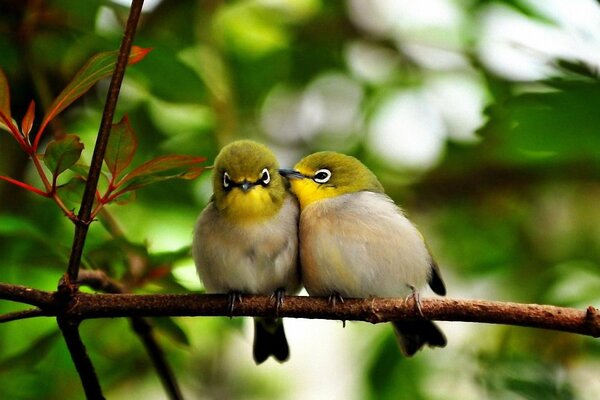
[77,270,126,294]
[64,0,144,286]
[57,317,104,400]
[0,308,47,323]
[55,1,145,398]
[0,282,57,308]
[1,284,599,338]
[78,270,184,400]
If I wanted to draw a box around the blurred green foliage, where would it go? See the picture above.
[1,0,599,399]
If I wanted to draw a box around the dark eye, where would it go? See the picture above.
[313,168,331,184]
[260,168,271,185]
[223,171,231,189]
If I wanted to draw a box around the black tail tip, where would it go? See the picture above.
[392,320,447,357]
[253,318,290,364]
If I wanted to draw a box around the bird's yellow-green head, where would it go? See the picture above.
[212,140,286,222]
[280,151,384,210]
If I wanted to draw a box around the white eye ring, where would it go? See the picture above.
[313,168,331,184]
[223,171,231,188]
[260,168,271,185]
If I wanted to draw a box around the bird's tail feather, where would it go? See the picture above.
[392,320,446,357]
[253,317,290,364]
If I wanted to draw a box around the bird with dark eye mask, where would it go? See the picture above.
[193,140,300,364]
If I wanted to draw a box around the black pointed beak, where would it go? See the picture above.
[240,181,253,192]
[278,168,305,179]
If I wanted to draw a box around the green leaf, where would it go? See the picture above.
[105,115,138,180]
[34,46,151,148]
[0,214,45,239]
[152,317,191,346]
[55,176,87,209]
[132,46,208,103]
[113,155,206,198]
[0,330,61,372]
[43,134,85,178]
[149,246,192,266]
[112,189,137,205]
[0,213,70,264]
[480,78,600,165]
[69,163,91,178]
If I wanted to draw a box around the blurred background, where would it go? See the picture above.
[1,0,600,399]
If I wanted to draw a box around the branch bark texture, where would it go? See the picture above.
[56,1,145,398]
[78,270,184,400]
[65,0,144,284]
[1,283,598,338]
[57,317,105,400]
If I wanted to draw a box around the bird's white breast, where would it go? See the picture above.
[300,191,433,298]
[193,194,300,295]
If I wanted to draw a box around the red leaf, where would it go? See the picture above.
[124,155,207,180]
[0,69,11,124]
[128,46,152,65]
[33,46,152,150]
[112,155,206,198]
[105,115,138,181]
[147,266,171,281]
[0,69,25,148]
[21,100,35,138]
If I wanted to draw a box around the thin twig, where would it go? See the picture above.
[78,270,126,294]
[0,282,56,308]
[55,1,145,398]
[57,317,105,400]
[78,270,184,400]
[64,0,145,286]
[130,318,184,400]
[0,308,46,323]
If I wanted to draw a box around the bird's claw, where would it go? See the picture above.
[328,291,344,308]
[406,285,425,318]
[227,291,243,316]
[271,288,286,316]
[327,291,347,327]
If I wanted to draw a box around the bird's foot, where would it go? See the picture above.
[328,291,344,308]
[327,291,346,327]
[270,288,286,316]
[227,290,243,316]
[406,285,425,318]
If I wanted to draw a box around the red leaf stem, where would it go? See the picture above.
[0,175,48,197]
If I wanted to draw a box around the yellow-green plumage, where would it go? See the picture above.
[281,151,446,356]
[212,140,288,221]
[291,152,384,209]
[193,140,300,364]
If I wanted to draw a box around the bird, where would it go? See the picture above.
[279,151,446,356]
[192,140,300,364]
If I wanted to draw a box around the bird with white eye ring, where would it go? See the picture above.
[222,167,270,192]
[193,140,300,364]
[313,169,332,184]
[280,151,447,357]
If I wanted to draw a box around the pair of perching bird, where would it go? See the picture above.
[192,140,446,364]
